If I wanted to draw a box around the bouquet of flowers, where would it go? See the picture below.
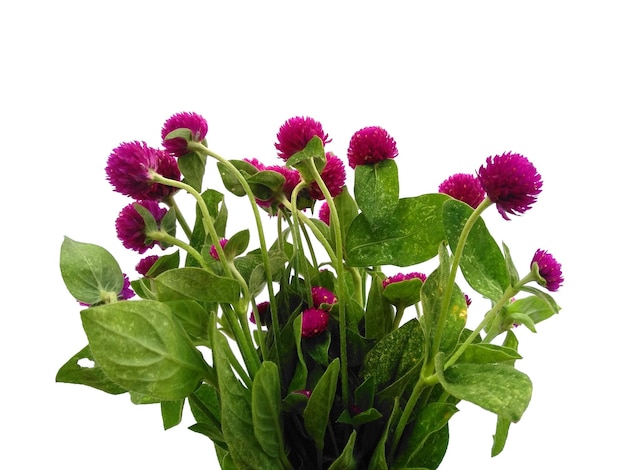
[56,112,563,469]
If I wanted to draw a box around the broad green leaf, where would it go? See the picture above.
[392,425,449,470]
[328,430,358,470]
[393,403,457,469]
[443,199,509,301]
[155,267,240,303]
[81,300,209,401]
[60,237,123,305]
[303,358,340,451]
[435,353,532,422]
[177,150,207,192]
[346,194,449,267]
[507,295,561,325]
[365,275,393,340]
[218,159,259,197]
[252,361,284,458]
[55,345,126,394]
[214,333,281,469]
[354,159,399,229]
[161,399,184,430]
[456,343,523,364]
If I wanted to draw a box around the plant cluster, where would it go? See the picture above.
[57,112,563,469]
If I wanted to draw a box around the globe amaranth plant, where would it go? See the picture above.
[57,111,563,469]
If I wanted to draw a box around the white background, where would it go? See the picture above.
[2,1,624,468]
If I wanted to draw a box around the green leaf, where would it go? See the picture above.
[492,414,512,457]
[285,136,327,182]
[188,384,225,445]
[382,277,424,307]
[218,159,259,197]
[165,300,212,343]
[247,170,286,201]
[161,399,185,430]
[187,189,226,266]
[354,159,399,229]
[81,300,209,401]
[368,398,400,470]
[328,430,358,470]
[224,229,250,259]
[55,345,127,394]
[333,186,359,248]
[345,194,449,267]
[155,267,240,303]
[60,237,123,305]
[456,343,523,364]
[365,275,393,340]
[177,151,207,192]
[252,361,284,459]
[435,353,532,422]
[507,295,560,325]
[303,358,340,451]
[392,425,450,470]
[443,199,509,301]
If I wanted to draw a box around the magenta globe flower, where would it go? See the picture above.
[275,116,331,161]
[318,201,330,225]
[136,255,159,276]
[115,200,168,254]
[209,238,228,260]
[477,152,542,220]
[161,111,208,157]
[301,308,330,338]
[105,141,181,201]
[119,274,135,300]
[347,126,398,169]
[382,272,427,289]
[439,173,485,209]
[308,153,346,200]
[531,249,564,292]
[249,301,271,325]
[311,286,337,308]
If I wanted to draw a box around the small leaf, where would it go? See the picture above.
[365,275,393,340]
[492,414,512,457]
[178,151,207,192]
[55,345,126,394]
[161,399,185,430]
[456,343,523,364]
[328,430,358,470]
[252,361,284,458]
[286,136,327,181]
[303,358,340,451]
[218,159,259,197]
[155,267,240,303]
[354,159,399,229]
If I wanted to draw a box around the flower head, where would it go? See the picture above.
[308,153,347,200]
[477,152,542,220]
[115,200,168,253]
[347,126,398,169]
[531,249,564,292]
[311,286,337,308]
[382,272,427,289]
[105,141,181,201]
[301,308,329,338]
[318,201,330,225]
[249,301,270,325]
[119,274,135,300]
[136,255,159,276]
[275,116,331,161]
[209,238,228,260]
[161,112,208,157]
[439,173,485,209]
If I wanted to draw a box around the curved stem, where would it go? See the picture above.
[146,230,209,269]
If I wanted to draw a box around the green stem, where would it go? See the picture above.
[163,195,193,240]
[392,305,407,330]
[146,231,208,269]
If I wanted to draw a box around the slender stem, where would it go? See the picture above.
[146,231,208,269]
[392,305,407,330]
[163,195,193,240]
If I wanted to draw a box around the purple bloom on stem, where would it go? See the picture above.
[249,301,270,325]
[309,153,346,200]
[106,141,181,201]
[318,201,330,225]
[115,200,167,254]
[136,255,159,276]
[161,112,208,157]
[301,308,329,338]
[311,286,337,308]
[531,249,564,292]
[382,272,427,289]
[119,274,135,300]
[347,126,398,169]
[477,152,542,220]
[275,116,331,161]
[209,238,228,260]
[439,173,485,209]
[243,157,267,171]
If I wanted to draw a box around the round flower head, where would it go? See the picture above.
[106,141,181,201]
[347,126,398,169]
[439,173,485,209]
[161,112,208,157]
[115,200,168,254]
[318,201,330,225]
[275,116,331,161]
[308,152,347,200]
[209,238,228,260]
[311,286,337,308]
[531,249,564,292]
[255,164,302,211]
[382,271,427,289]
[477,152,542,220]
[136,255,159,276]
[301,308,329,338]
[249,301,270,325]
[119,274,135,300]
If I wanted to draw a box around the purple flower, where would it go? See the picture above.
[382,272,427,289]
[439,173,485,209]
[531,249,564,292]
[249,301,270,325]
[119,274,135,300]
[161,112,208,157]
[275,116,331,161]
[254,164,301,211]
[136,255,159,276]
[477,152,542,220]
[301,308,329,338]
[347,126,398,169]
[115,200,168,254]
[464,294,472,306]
[209,238,228,260]
[105,141,181,201]
[309,152,347,200]
[318,201,330,225]
[311,286,337,308]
